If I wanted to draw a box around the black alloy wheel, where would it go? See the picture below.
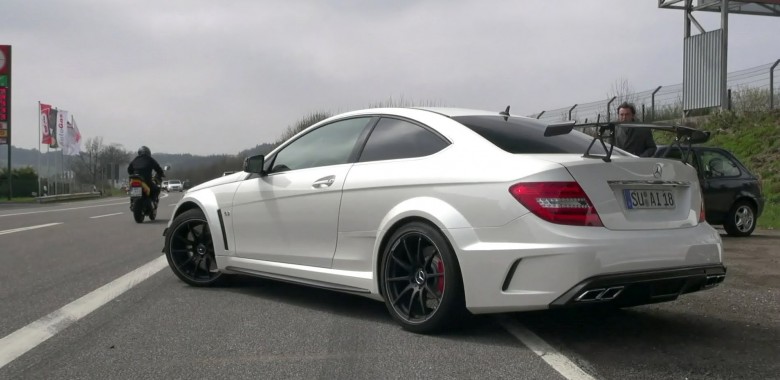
[381,221,466,333]
[724,200,756,237]
[165,209,222,286]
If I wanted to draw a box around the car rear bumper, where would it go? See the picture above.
[449,216,723,314]
[549,264,726,308]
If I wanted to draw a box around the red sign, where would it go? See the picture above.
[0,45,9,75]
[0,45,9,145]
[0,88,7,121]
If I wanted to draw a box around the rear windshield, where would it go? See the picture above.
[169,180,181,184]
[452,115,612,155]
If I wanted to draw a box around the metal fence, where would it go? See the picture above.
[530,59,780,123]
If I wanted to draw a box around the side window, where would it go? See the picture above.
[270,117,370,173]
[358,118,449,162]
[701,150,740,178]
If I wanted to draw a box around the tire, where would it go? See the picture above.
[133,204,144,223]
[723,200,756,237]
[380,221,466,333]
[164,208,222,286]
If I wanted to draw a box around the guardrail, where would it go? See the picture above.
[37,192,102,203]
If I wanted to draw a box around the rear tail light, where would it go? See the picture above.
[130,180,143,188]
[509,182,603,227]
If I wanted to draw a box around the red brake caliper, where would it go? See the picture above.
[435,257,445,294]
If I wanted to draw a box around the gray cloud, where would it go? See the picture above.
[2,0,779,155]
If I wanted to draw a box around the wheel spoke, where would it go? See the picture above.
[176,255,195,270]
[191,224,202,241]
[402,238,414,267]
[391,284,414,307]
[414,235,424,266]
[390,252,412,272]
[405,288,419,318]
[192,256,203,278]
[170,248,191,255]
[415,287,427,315]
[173,234,194,246]
[387,275,410,282]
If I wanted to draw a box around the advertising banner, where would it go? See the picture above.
[0,45,9,145]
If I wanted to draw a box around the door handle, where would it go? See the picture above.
[312,175,336,188]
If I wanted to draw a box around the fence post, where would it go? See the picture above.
[728,89,732,110]
[651,86,662,121]
[568,104,578,121]
[606,97,617,121]
[771,59,779,110]
[536,111,545,119]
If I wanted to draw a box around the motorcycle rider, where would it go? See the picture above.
[127,146,164,207]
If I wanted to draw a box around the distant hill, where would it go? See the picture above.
[0,142,277,171]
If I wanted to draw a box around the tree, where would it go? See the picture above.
[69,137,131,187]
[607,78,637,120]
[71,136,104,185]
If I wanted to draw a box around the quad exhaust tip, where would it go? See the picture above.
[575,286,625,302]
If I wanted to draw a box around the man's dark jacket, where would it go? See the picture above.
[615,127,657,157]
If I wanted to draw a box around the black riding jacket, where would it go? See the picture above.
[127,155,164,185]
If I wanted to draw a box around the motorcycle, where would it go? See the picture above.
[128,174,161,223]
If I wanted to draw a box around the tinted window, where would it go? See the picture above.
[358,118,449,162]
[452,115,612,155]
[270,117,370,172]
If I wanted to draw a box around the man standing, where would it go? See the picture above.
[615,102,656,157]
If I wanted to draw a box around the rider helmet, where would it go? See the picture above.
[138,146,151,157]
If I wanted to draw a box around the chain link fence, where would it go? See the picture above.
[530,59,780,123]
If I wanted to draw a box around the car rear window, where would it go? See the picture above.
[452,115,610,155]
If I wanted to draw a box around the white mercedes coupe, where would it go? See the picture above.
[162,107,725,333]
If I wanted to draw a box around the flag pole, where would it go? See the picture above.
[37,101,41,197]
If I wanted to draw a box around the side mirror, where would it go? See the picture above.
[164,165,171,171]
[243,155,265,175]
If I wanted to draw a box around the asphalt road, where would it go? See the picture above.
[0,194,777,380]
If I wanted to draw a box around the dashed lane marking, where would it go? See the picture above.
[497,315,597,380]
[0,255,168,369]
[0,223,63,236]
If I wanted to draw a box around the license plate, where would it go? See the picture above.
[130,187,142,197]
[624,189,675,209]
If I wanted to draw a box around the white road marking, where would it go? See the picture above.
[0,255,168,369]
[497,315,597,380]
[0,223,63,236]
[0,202,128,218]
[90,212,124,219]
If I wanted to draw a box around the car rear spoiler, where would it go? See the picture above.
[544,120,710,163]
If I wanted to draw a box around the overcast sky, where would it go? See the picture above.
[2,0,779,156]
